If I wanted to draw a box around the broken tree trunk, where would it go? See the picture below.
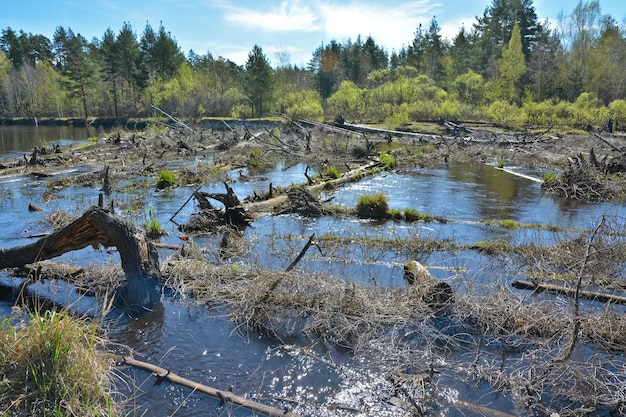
[404,260,453,308]
[0,206,161,315]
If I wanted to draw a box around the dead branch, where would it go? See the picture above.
[285,234,315,272]
[116,355,300,417]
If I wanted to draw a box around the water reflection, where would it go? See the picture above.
[0,125,105,157]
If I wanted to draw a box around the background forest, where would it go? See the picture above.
[1,0,625,130]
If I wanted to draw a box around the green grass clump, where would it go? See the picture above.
[0,310,119,417]
[542,171,558,182]
[498,219,521,229]
[156,170,176,189]
[356,193,390,220]
[379,152,396,169]
[145,205,165,238]
[325,165,341,179]
[249,148,263,167]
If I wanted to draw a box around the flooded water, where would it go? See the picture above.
[0,126,624,416]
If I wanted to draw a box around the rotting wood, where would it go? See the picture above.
[0,206,161,315]
[114,354,301,417]
[512,280,626,305]
[403,260,453,308]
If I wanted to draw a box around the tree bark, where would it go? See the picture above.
[0,206,161,315]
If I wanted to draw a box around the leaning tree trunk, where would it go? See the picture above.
[0,206,161,315]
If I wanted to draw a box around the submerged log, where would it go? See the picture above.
[0,206,161,315]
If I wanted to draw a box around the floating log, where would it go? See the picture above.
[0,206,161,315]
[116,355,301,417]
[511,280,626,305]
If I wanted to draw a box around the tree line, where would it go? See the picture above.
[1,0,625,129]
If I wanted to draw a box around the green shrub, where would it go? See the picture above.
[156,170,176,189]
[325,165,341,179]
[379,152,396,169]
[356,193,390,220]
[249,148,263,167]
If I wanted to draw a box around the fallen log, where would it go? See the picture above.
[0,206,161,315]
[115,355,301,417]
[511,280,626,305]
[244,160,381,215]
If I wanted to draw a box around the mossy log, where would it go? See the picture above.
[0,206,161,315]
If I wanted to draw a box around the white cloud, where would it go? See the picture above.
[316,0,440,51]
[222,0,321,32]
[439,15,477,41]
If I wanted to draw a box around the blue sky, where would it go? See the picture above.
[1,0,623,67]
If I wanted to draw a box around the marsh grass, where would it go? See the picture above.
[144,205,165,238]
[356,193,390,220]
[155,170,176,190]
[324,165,341,179]
[0,309,119,417]
[157,215,626,416]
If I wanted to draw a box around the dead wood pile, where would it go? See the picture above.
[542,149,625,201]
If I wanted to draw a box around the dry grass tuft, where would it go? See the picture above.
[0,309,119,417]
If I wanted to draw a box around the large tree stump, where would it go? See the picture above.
[0,206,161,315]
[404,260,453,308]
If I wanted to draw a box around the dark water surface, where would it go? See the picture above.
[0,126,623,416]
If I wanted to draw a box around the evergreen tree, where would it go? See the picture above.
[0,28,52,68]
[406,23,426,72]
[473,0,542,78]
[497,24,527,103]
[53,27,98,118]
[527,21,561,101]
[309,41,341,106]
[449,27,475,79]
[424,17,447,82]
[140,22,184,80]
[243,45,274,118]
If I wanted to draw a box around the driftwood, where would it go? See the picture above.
[0,206,161,315]
[512,280,626,305]
[115,355,300,417]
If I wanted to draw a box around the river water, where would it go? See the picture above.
[0,125,623,416]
